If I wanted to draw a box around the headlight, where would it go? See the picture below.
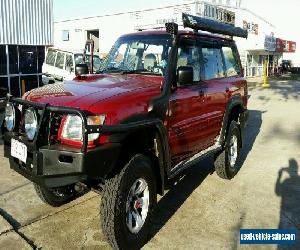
[24,108,38,140]
[5,103,15,131]
[61,115,105,142]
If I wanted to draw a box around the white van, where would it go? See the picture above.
[42,48,102,83]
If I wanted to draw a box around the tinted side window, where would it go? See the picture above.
[46,50,56,66]
[177,46,201,82]
[55,52,65,69]
[222,47,240,76]
[202,47,224,80]
[65,54,73,70]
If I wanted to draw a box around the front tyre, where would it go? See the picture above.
[214,120,241,179]
[101,154,157,250]
[34,184,77,207]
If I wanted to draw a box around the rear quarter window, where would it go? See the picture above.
[222,46,241,76]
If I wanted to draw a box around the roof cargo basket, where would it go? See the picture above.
[182,13,248,39]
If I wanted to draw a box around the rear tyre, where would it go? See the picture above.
[214,120,241,179]
[34,184,77,207]
[101,154,157,250]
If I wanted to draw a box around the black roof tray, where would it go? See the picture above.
[182,13,248,39]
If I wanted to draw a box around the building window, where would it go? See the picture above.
[8,46,18,74]
[0,77,8,97]
[19,46,38,74]
[62,30,70,41]
[20,75,39,94]
[0,46,7,76]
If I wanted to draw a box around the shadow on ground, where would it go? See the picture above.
[263,122,300,147]
[0,113,3,145]
[146,109,263,247]
[275,158,300,250]
[238,110,263,167]
[251,78,300,103]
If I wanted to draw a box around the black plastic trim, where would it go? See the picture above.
[182,13,248,38]
[3,132,121,188]
[219,95,245,146]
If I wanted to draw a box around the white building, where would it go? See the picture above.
[53,0,294,77]
[0,0,53,97]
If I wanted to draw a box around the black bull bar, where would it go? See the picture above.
[0,96,163,153]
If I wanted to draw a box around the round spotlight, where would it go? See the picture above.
[5,103,15,132]
[24,108,38,141]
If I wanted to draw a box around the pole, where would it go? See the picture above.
[262,59,270,88]
[21,80,26,96]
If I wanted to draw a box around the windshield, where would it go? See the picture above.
[75,54,102,72]
[100,35,172,76]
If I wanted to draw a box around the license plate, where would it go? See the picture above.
[11,139,27,163]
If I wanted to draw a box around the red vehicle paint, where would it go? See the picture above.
[2,14,249,249]
[24,30,247,164]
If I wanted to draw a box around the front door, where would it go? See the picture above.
[167,41,208,165]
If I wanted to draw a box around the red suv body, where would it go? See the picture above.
[1,15,248,249]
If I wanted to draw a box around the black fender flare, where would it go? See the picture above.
[219,95,245,147]
[104,116,170,195]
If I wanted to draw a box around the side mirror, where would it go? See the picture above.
[177,66,193,86]
[75,64,88,76]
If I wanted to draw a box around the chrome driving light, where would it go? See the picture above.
[5,103,15,131]
[24,108,38,141]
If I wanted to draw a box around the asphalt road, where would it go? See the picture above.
[1,78,300,249]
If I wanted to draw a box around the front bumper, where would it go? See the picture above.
[3,132,121,188]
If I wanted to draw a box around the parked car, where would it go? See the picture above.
[1,14,248,249]
[280,59,292,73]
[42,48,102,82]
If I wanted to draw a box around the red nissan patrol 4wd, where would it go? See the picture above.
[1,14,248,249]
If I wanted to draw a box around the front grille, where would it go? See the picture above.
[17,105,27,137]
[48,113,63,144]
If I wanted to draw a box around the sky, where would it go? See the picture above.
[53,0,300,62]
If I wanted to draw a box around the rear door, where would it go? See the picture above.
[221,45,247,106]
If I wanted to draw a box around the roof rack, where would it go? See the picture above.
[182,13,248,39]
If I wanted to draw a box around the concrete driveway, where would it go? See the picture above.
[1,78,300,249]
